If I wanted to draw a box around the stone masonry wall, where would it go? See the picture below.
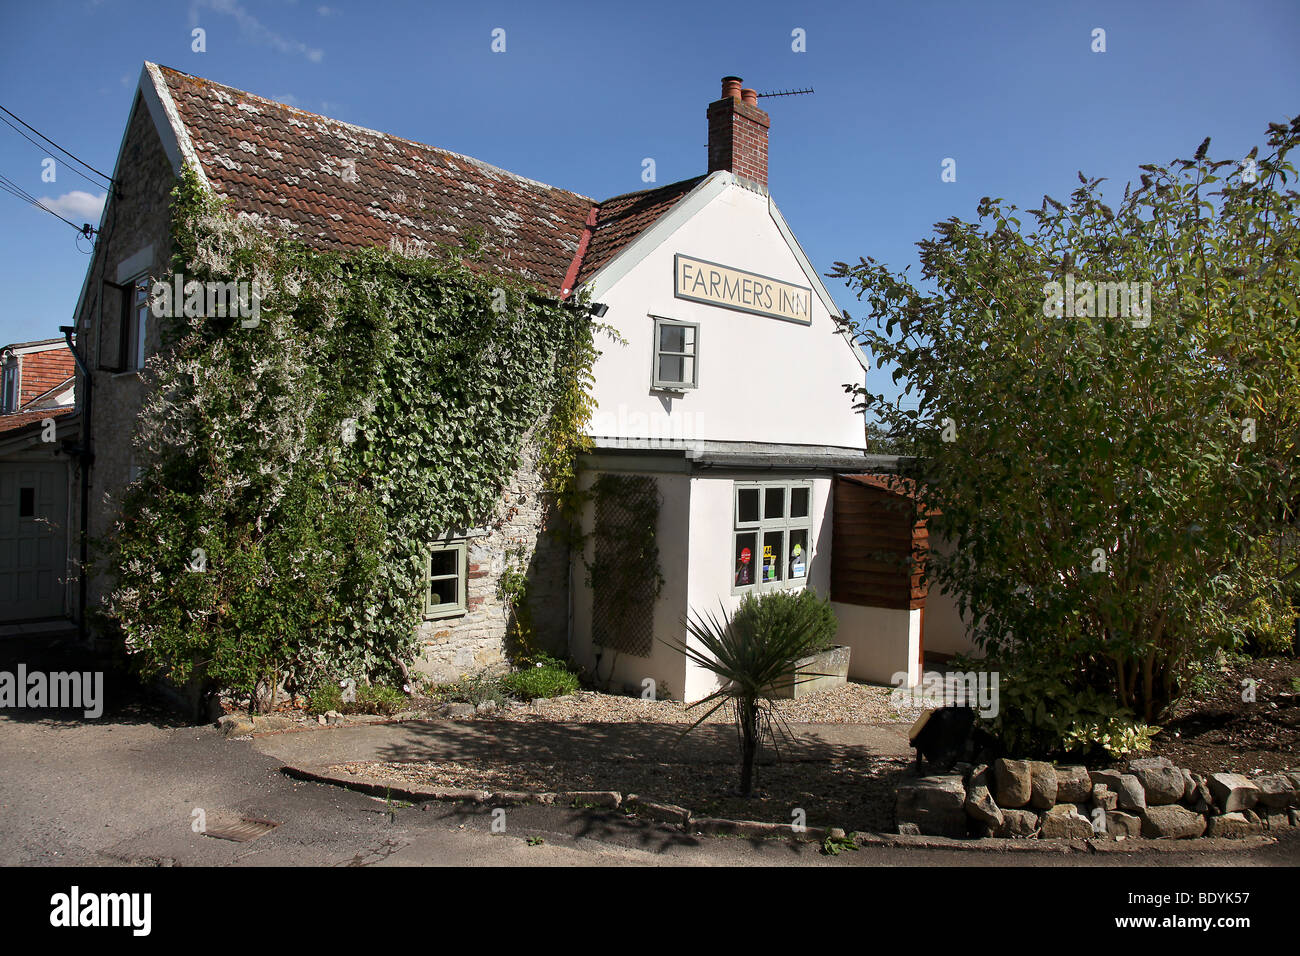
[412,439,569,683]
[898,756,1300,841]
[77,94,177,615]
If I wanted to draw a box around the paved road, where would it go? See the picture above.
[2,711,1297,867]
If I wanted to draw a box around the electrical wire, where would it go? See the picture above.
[0,170,95,233]
[0,104,114,185]
[0,112,113,194]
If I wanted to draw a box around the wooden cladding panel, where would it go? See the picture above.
[831,475,929,609]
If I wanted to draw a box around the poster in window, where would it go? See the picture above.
[789,529,808,579]
[734,534,756,587]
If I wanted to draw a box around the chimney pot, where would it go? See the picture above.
[707,77,771,187]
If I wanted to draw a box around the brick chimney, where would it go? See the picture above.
[707,75,770,187]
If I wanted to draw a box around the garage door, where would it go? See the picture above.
[0,462,69,620]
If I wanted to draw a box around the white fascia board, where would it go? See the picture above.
[766,196,869,373]
[580,171,732,302]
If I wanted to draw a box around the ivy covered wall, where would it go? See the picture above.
[104,167,598,702]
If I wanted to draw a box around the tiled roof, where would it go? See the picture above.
[0,405,74,437]
[153,66,698,295]
[578,177,706,285]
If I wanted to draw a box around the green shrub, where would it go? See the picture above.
[502,657,579,701]
[355,683,407,716]
[307,681,344,715]
[435,672,512,709]
[732,588,838,655]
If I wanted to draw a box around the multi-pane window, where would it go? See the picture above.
[651,316,698,390]
[732,480,812,592]
[424,540,467,619]
[122,274,149,371]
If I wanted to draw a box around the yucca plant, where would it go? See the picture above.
[669,597,834,796]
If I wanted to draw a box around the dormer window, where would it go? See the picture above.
[652,316,698,391]
[1,356,16,413]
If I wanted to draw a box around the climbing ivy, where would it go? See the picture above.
[106,166,600,705]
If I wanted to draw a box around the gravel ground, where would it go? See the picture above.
[484,681,922,726]
[325,682,922,833]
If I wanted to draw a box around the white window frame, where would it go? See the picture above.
[731,480,813,595]
[0,357,17,413]
[424,539,468,619]
[651,315,699,391]
[127,274,150,371]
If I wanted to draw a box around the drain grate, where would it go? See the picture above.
[203,816,281,843]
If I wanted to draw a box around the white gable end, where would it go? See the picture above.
[582,176,866,450]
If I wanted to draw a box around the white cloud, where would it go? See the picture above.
[317,5,338,15]
[190,0,324,62]
[274,93,302,107]
[39,190,107,223]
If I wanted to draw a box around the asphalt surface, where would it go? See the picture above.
[2,633,1299,868]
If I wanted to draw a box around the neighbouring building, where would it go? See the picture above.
[66,63,975,699]
[0,338,79,621]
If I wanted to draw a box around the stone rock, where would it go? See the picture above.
[476,700,498,716]
[1028,761,1058,809]
[1291,809,1300,828]
[249,714,295,733]
[995,808,1041,838]
[1140,805,1207,839]
[1127,757,1185,806]
[442,702,476,719]
[1191,781,1214,815]
[896,775,968,838]
[1206,811,1259,839]
[324,710,343,726]
[1252,774,1295,809]
[965,784,1004,828]
[1040,804,1094,839]
[217,714,255,738]
[1092,771,1147,811]
[1208,773,1259,813]
[897,823,921,836]
[1055,766,1092,803]
[967,763,989,789]
[1181,768,1196,803]
[994,759,1032,808]
[1107,810,1143,840]
[1259,809,1293,831]
[559,790,622,809]
[1244,808,1262,825]
[1091,784,1118,812]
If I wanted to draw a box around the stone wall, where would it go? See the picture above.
[412,439,569,683]
[76,94,177,613]
[897,757,1300,840]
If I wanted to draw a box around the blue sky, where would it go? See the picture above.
[1,0,1297,407]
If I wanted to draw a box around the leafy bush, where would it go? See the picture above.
[307,681,344,715]
[732,588,838,656]
[435,673,512,710]
[354,683,408,716]
[107,167,601,702]
[502,657,579,701]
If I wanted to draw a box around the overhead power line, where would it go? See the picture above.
[0,104,114,186]
[0,170,96,235]
[0,112,111,193]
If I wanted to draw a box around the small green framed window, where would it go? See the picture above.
[651,316,698,390]
[424,540,467,619]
